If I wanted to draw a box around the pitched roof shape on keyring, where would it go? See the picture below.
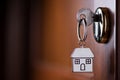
[71,48,94,58]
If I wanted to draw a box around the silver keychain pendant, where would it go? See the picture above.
[71,9,94,72]
[71,48,94,72]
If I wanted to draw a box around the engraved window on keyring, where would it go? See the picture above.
[75,59,80,64]
[86,58,91,64]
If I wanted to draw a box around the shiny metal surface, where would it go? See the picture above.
[93,7,110,43]
[76,8,93,26]
[77,18,87,42]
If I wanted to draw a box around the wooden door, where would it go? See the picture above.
[30,0,116,80]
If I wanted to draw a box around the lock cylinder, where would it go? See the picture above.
[93,7,110,43]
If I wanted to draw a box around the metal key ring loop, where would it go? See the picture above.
[77,18,87,42]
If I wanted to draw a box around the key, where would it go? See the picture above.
[76,8,94,26]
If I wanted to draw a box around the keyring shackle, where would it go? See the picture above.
[77,18,88,42]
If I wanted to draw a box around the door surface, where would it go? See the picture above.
[30,0,116,80]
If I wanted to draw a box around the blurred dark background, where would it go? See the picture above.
[0,0,33,80]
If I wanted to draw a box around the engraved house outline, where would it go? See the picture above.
[71,48,94,72]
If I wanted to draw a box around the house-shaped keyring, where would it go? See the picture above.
[71,48,94,72]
